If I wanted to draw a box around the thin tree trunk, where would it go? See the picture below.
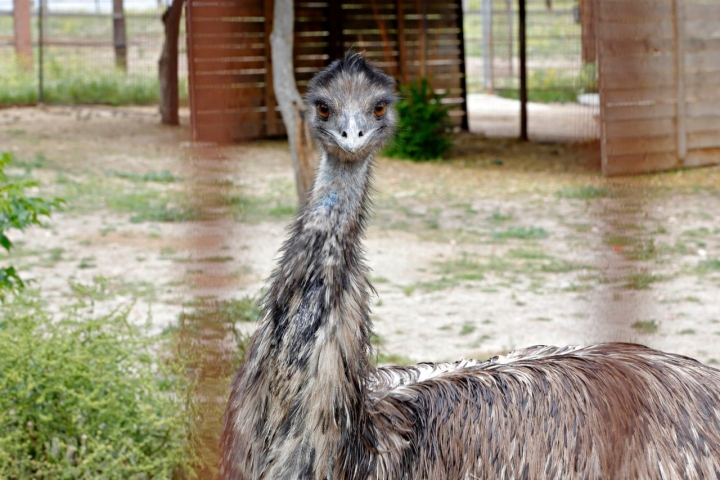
[113,0,127,72]
[159,0,184,126]
[270,0,316,206]
[12,0,33,70]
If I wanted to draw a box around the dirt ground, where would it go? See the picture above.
[2,105,720,366]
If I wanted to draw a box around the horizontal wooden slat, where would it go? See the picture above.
[189,5,264,18]
[603,87,677,106]
[688,131,720,150]
[685,51,720,72]
[599,1,672,23]
[605,118,675,139]
[603,66,675,89]
[191,18,264,34]
[602,55,674,75]
[605,136,676,156]
[686,100,720,117]
[684,148,720,168]
[684,5,720,22]
[602,38,674,57]
[684,20,720,41]
[604,103,676,121]
[687,116,720,134]
[598,21,674,41]
[603,152,679,176]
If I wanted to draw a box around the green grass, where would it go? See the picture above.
[558,186,608,199]
[491,226,548,240]
[631,320,659,334]
[459,322,476,335]
[1,52,188,106]
[697,259,720,274]
[107,170,180,183]
[624,272,662,290]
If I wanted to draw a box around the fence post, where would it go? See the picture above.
[38,0,44,103]
[12,0,33,69]
[518,0,527,141]
[481,0,493,91]
[113,0,128,72]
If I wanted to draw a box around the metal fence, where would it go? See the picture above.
[463,0,599,141]
[0,0,187,105]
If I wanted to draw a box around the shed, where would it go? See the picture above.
[185,0,468,143]
[595,0,720,175]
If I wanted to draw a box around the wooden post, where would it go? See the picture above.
[159,0,184,125]
[673,0,687,161]
[113,0,128,72]
[481,0,493,90]
[580,0,596,63]
[12,0,33,69]
[38,0,44,103]
[518,0,528,141]
[418,0,428,78]
[396,1,408,84]
[264,0,278,136]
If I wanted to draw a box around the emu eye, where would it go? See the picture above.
[374,102,387,118]
[317,103,330,119]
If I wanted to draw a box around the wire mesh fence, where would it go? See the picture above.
[463,0,599,141]
[0,0,187,106]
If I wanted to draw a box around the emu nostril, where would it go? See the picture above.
[341,131,347,138]
[358,131,364,137]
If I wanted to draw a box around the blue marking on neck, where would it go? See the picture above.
[321,191,339,211]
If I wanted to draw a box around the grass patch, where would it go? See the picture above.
[697,259,720,274]
[678,329,696,335]
[491,226,548,240]
[106,191,200,223]
[107,170,180,183]
[557,186,608,199]
[459,322,476,335]
[631,320,659,334]
[624,272,662,290]
[375,352,414,366]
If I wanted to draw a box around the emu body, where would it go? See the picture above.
[221,54,720,480]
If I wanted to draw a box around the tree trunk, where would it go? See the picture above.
[270,0,316,206]
[12,0,32,70]
[159,0,184,126]
[113,0,127,72]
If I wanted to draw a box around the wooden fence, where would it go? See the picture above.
[597,0,720,175]
[186,0,467,143]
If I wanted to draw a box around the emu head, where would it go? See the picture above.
[305,52,398,162]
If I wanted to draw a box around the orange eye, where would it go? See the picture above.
[317,103,330,118]
[374,102,387,118]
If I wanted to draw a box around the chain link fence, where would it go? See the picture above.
[463,0,599,141]
[0,0,187,105]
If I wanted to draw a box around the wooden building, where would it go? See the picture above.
[186,0,467,143]
[594,0,720,175]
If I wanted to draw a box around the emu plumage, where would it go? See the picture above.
[221,53,720,479]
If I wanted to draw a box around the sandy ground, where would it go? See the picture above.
[1,105,720,367]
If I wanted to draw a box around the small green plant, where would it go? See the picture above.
[384,78,452,161]
[631,320,659,334]
[491,226,548,240]
[0,292,192,478]
[558,186,608,199]
[0,152,63,298]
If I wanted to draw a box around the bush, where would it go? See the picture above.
[385,78,452,161]
[0,292,193,478]
[0,152,63,298]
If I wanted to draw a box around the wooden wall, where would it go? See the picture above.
[597,0,720,176]
[186,0,467,143]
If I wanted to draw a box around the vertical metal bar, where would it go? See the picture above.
[113,0,128,71]
[673,0,687,161]
[481,0,492,90]
[38,0,44,103]
[457,0,469,131]
[519,0,527,141]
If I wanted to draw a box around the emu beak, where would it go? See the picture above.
[334,113,370,154]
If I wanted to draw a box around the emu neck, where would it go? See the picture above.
[258,151,376,478]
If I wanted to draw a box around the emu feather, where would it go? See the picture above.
[221,53,720,480]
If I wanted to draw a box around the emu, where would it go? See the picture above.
[221,53,720,479]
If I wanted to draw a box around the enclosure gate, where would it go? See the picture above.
[596,0,720,175]
[185,0,468,143]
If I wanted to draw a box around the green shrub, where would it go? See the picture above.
[0,292,193,478]
[0,152,63,297]
[385,78,452,161]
